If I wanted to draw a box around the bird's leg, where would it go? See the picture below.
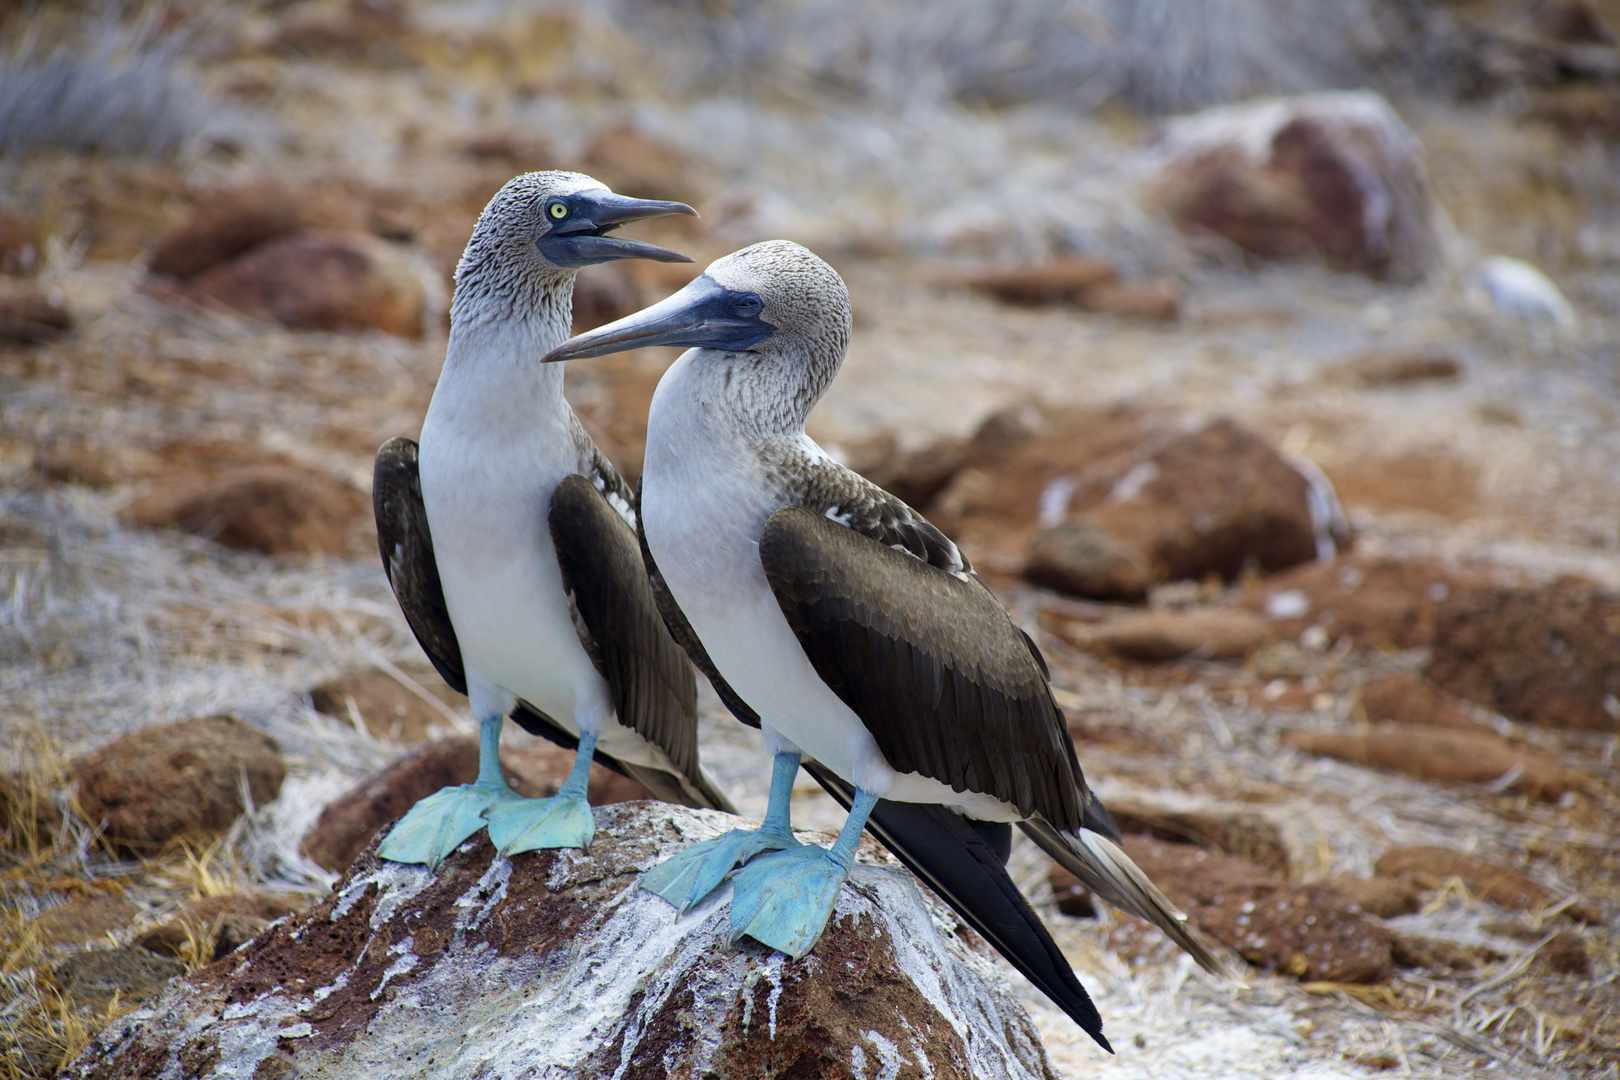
[642,751,802,913]
[728,787,879,959]
[379,714,517,869]
[485,730,598,855]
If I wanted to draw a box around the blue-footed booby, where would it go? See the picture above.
[543,240,1226,1050]
[372,171,734,869]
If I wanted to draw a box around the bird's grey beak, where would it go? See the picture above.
[538,191,698,267]
[543,274,776,362]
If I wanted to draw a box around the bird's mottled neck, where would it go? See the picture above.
[697,333,844,440]
[450,259,575,338]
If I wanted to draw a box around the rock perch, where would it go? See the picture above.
[63,803,1060,1079]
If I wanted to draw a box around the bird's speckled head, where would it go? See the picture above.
[701,240,851,364]
[451,171,694,330]
[541,240,852,432]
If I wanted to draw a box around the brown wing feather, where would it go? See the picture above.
[373,437,467,695]
[549,473,730,811]
[759,504,1085,831]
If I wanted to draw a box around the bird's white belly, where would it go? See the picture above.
[642,455,1017,820]
[417,427,660,766]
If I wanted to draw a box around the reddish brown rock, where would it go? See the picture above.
[299,736,648,873]
[1280,725,1566,799]
[146,182,302,281]
[1318,876,1421,918]
[28,897,139,947]
[1082,609,1272,663]
[1121,835,1393,983]
[1323,346,1462,387]
[1356,672,1487,731]
[181,231,425,338]
[0,208,43,276]
[958,257,1117,305]
[1107,804,1290,877]
[1151,91,1440,283]
[308,668,462,744]
[124,464,370,556]
[955,410,1324,583]
[1024,520,1152,601]
[1233,555,1463,651]
[1375,846,1600,923]
[1089,418,1322,582]
[0,286,72,343]
[1426,576,1620,733]
[72,716,286,855]
[70,805,1058,1080]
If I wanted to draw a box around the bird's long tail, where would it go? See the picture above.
[1019,818,1230,977]
[805,762,1112,1052]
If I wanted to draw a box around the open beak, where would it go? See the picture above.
[543,274,775,362]
[538,190,698,267]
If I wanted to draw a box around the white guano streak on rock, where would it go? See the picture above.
[70,806,1061,1080]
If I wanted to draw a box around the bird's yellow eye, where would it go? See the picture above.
[549,203,569,219]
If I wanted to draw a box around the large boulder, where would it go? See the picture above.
[179,231,427,338]
[146,182,303,281]
[1149,91,1441,283]
[67,804,1060,1080]
[125,463,371,557]
[1232,555,1462,652]
[933,408,1338,595]
[72,716,286,856]
[1121,835,1393,984]
[1426,576,1620,733]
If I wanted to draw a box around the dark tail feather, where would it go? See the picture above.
[804,763,1111,1053]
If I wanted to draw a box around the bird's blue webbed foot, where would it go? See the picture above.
[642,751,802,912]
[728,842,855,958]
[378,780,516,869]
[728,786,878,959]
[485,731,599,855]
[642,823,798,913]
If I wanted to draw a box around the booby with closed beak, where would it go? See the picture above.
[373,171,734,869]
[543,240,1226,1050]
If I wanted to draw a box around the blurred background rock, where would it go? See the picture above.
[1,2,1617,1077]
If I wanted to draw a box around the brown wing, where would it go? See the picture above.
[759,504,1085,831]
[373,437,467,695]
[548,473,731,811]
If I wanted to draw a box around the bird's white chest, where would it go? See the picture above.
[640,365,884,789]
[415,356,598,724]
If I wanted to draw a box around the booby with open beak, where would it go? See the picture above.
[373,171,734,869]
[543,240,1226,1050]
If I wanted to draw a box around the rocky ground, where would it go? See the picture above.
[2,1,1618,1078]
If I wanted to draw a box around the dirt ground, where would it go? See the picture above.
[1,2,1618,1078]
